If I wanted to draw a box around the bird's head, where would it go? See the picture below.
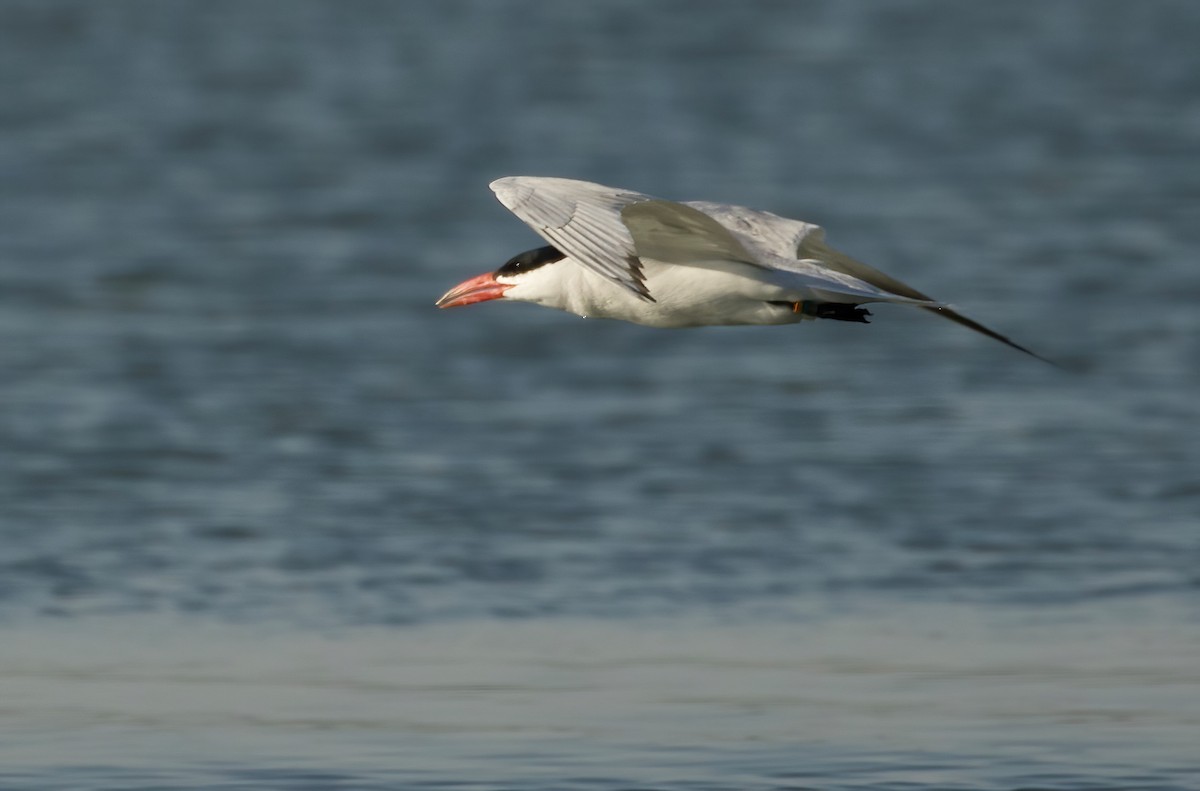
[436,245,567,309]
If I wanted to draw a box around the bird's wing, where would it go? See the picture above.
[794,224,1055,363]
[624,200,939,306]
[618,200,762,268]
[686,201,927,296]
[684,202,824,260]
[692,202,1053,363]
[490,176,659,301]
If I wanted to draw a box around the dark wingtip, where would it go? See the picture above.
[627,254,656,302]
[923,305,1062,369]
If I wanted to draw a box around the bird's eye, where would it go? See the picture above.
[497,245,565,277]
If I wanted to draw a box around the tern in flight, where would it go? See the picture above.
[437,176,1050,363]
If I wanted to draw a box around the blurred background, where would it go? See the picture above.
[1,2,1198,790]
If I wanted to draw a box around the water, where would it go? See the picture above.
[1,2,1198,789]
[4,611,1198,790]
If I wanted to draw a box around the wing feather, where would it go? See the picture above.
[698,203,1053,363]
[620,200,761,267]
[491,176,656,300]
[625,201,938,306]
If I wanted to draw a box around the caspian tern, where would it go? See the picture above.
[437,176,1050,363]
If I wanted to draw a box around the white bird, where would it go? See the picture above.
[437,176,1050,363]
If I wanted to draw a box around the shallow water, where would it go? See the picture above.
[3,608,1199,790]
[1,2,1199,789]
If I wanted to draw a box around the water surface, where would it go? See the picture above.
[1,2,1198,789]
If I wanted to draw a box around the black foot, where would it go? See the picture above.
[814,303,872,323]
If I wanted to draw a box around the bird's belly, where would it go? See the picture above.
[573,265,802,328]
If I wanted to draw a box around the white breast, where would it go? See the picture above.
[557,257,806,328]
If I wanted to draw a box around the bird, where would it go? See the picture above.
[437,176,1051,364]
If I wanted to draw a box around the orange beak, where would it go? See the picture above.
[435,272,512,308]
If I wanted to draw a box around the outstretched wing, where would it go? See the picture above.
[622,201,937,306]
[685,202,824,260]
[795,226,1055,364]
[490,176,658,301]
[693,202,1053,363]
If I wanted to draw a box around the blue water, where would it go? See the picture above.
[1,2,1199,789]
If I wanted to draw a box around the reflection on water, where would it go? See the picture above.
[2,608,1199,790]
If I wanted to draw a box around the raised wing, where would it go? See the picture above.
[490,176,658,301]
